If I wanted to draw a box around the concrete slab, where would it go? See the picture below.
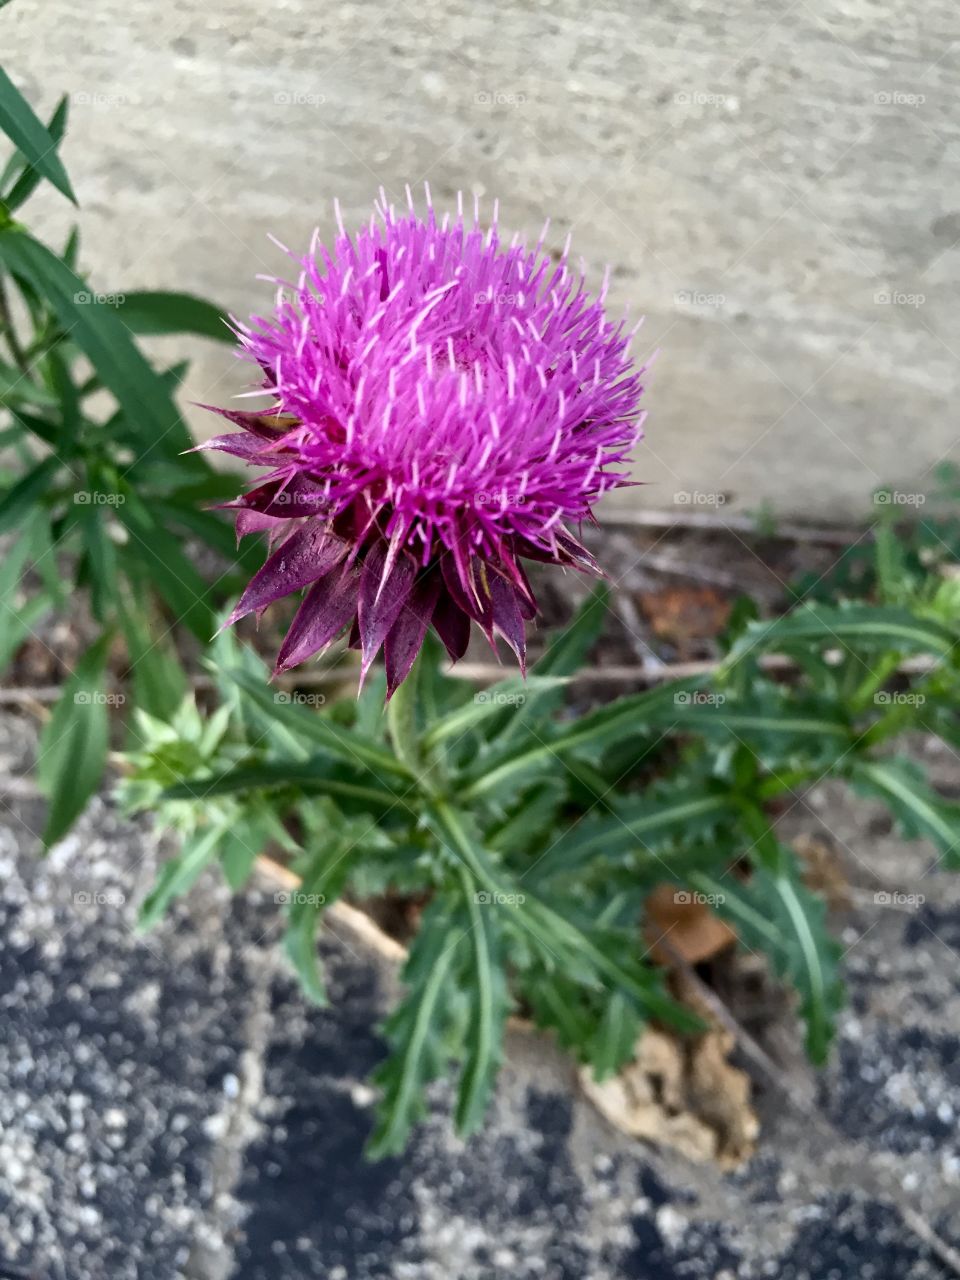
[3,0,956,518]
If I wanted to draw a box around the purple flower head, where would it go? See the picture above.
[207,188,647,696]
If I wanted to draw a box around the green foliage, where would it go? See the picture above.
[0,61,252,843]
[117,515,960,1155]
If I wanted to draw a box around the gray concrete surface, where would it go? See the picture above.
[3,0,957,519]
[2,713,960,1278]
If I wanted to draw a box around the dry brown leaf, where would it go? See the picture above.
[639,585,731,654]
[645,882,737,966]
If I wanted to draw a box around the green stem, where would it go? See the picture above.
[387,648,424,774]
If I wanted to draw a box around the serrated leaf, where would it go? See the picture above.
[455,875,511,1134]
[36,634,111,846]
[0,70,76,204]
[724,603,957,667]
[139,823,227,928]
[422,675,567,752]
[227,667,414,782]
[851,758,960,865]
[533,785,734,881]
[161,754,396,813]
[461,679,700,801]
[693,855,843,1062]
[368,900,464,1158]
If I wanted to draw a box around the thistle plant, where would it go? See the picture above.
[120,198,960,1157]
[207,189,646,690]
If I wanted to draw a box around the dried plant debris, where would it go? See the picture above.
[579,1020,759,1168]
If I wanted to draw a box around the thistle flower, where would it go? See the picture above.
[206,188,647,695]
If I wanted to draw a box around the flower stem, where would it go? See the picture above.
[387,651,423,773]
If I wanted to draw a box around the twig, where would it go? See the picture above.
[656,933,815,1112]
[603,507,864,546]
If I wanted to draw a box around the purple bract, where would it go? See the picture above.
[206,188,647,695]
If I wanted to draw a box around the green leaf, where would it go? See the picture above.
[587,991,643,1078]
[139,823,227,928]
[724,603,957,667]
[461,679,700,801]
[117,589,187,720]
[0,70,76,204]
[422,675,567,752]
[36,634,111,846]
[455,872,511,1134]
[693,854,843,1062]
[115,290,232,343]
[0,231,199,462]
[116,489,216,641]
[77,498,118,624]
[489,582,610,747]
[368,899,464,1158]
[851,758,960,865]
[161,755,397,812]
[0,454,60,535]
[0,361,59,410]
[283,828,362,1004]
[535,581,610,677]
[533,785,735,880]
[3,93,69,211]
[429,801,700,1033]
[227,667,415,782]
